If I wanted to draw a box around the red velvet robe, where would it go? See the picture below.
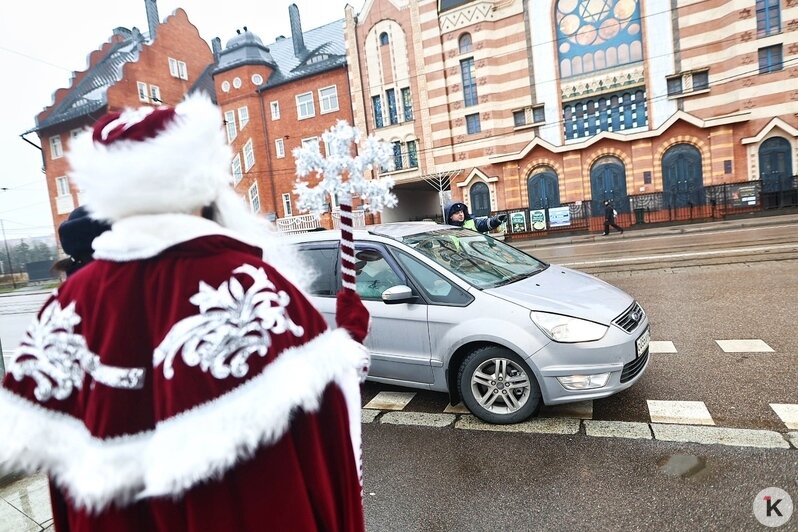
[0,215,366,531]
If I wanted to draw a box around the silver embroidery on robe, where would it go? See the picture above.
[10,299,146,402]
[154,264,305,380]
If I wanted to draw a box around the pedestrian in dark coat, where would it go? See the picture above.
[602,200,624,235]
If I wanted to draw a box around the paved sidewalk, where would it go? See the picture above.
[511,211,798,249]
[0,473,53,531]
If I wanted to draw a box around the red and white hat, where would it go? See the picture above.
[67,94,232,222]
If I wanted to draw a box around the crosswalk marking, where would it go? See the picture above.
[715,339,774,353]
[649,341,677,354]
[363,391,416,411]
[584,420,651,440]
[361,409,381,423]
[380,412,456,428]
[788,433,798,449]
[456,415,581,435]
[651,424,789,449]
[647,400,715,426]
[770,404,798,430]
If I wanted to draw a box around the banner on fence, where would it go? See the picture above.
[529,209,546,231]
[548,206,571,228]
[510,211,528,233]
[729,183,758,207]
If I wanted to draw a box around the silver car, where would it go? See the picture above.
[289,223,650,424]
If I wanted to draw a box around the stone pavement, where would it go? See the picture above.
[0,473,53,532]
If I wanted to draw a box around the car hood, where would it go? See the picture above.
[484,265,633,324]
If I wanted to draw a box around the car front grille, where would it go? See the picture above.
[613,301,645,333]
[620,347,649,383]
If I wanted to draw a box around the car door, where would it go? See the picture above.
[296,241,433,386]
[354,243,433,385]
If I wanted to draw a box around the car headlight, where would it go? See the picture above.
[531,311,608,343]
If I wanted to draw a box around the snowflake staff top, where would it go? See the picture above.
[293,120,397,214]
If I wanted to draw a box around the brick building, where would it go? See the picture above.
[346,0,798,229]
[212,4,355,225]
[24,1,212,238]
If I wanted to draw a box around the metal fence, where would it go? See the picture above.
[497,177,798,241]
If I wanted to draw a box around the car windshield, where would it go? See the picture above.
[397,229,547,289]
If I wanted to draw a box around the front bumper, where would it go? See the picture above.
[529,316,650,405]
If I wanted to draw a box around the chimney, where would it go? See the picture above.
[212,37,222,61]
[289,4,306,57]
[145,0,159,40]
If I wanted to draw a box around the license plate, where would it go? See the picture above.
[636,327,650,358]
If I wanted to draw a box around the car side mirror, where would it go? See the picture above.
[381,284,416,304]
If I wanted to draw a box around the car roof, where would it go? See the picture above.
[283,221,452,243]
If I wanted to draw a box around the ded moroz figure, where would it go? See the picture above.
[0,94,371,532]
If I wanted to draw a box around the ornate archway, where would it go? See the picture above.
[590,156,628,214]
[759,137,793,192]
[527,168,560,210]
[662,143,705,208]
[470,182,490,216]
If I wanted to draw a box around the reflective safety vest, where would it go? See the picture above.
[462,219,477,231]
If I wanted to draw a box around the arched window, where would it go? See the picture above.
[458,33,472,54]
[590,156,629,214]
[527,169,560,210]
[379,32,389,46]
[662,144,705,208]
[470,182,490,217]
[759,137,793,192]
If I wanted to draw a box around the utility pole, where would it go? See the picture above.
[0,219,16,289]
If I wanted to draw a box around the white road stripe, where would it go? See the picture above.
[651,424,790,449]
[455,415,580,434]
[363,391,416,411]
[647,400,715,426]
[788,432,798,449]
[584,420,652,440]
[770,404,798,430]
[649,341,677,354]
[715,339,774,353]
[560,243,798,267]
[361,410,381,423]
[380,412,456,427]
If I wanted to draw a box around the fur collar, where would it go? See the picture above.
[91,214,262,262]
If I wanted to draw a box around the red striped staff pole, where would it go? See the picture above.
[338,192,356,292]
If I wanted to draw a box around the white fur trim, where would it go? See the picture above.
[67,94,232,223]
[0,328,366,512]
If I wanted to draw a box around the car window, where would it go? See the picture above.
[355,248,403,300]
[401,229,546,289]
[394,249,473,306]
[297,246,338,296]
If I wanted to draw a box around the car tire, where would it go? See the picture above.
[457,346,541,424]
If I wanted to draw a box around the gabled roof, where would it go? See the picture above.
[26,31,147,134]
[214,19,346,90]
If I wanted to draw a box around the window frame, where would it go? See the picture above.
[372,95,384,128]
[458,33,473,54]
[49,135,63,159]
[282,192,293,217]
[275,138,285,158]
[318,85,339,114]
[460,57,478,107]
[243,138,255,171]
[224,110,237,142]
[756,0,781,37]
[759,44,783,74]
[55,176,70,196]
[296,92,315,120]
[231,154,243,185]
[401,87,413,122]
[238,106,249,129]
[248,182,260,213]
[137,81,149,102]
[149,85,161,104]
[466,113,481,134]
[270,101,281,120]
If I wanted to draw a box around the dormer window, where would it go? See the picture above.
[306,54,330,65]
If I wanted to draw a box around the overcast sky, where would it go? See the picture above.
[0,0,360,240]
